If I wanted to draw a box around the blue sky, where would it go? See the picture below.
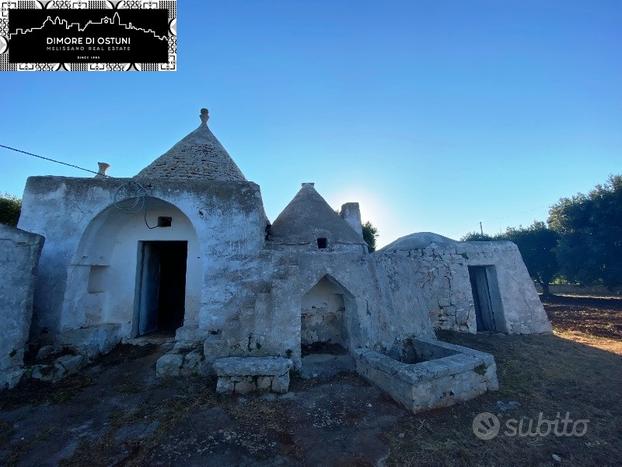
[1,0,620,246]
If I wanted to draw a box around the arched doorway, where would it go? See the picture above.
[62,196,201,338]
[300,275,357,377]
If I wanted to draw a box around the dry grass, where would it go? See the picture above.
[407,330,622,466]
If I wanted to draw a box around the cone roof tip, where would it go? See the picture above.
[200,108,209,125]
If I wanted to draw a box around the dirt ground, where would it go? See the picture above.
[542,294,622,355]
[1,296,621,466]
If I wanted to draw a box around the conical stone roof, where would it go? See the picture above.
[135,108,246,181]
[270,183,364,244]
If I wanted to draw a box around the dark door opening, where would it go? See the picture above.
[468,265,501,332]
[136,241,187,336]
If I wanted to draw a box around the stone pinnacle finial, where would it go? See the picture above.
[96,162,110,178]
[200,108,209,125]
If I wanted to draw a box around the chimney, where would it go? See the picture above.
[96,162,110,177]
[340,202,363,238]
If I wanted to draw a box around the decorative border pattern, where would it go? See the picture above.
[0,0,176,71]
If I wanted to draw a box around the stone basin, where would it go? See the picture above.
[354,338,498,414]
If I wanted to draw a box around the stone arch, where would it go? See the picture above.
[300,273,360,355]
[61,196,201,338]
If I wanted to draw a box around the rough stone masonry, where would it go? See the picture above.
[0,224,44,389]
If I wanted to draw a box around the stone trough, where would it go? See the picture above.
[355,338,498,414]
[213,356,293,394]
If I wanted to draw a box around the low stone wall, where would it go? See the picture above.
[355,338,498,414]
[213,356,293,394]
[0,224,44,389]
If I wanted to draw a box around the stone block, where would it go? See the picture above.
[54,354,85,375]
[213,356,293,377]
[30,354,85,383]
[36,345,56,362]
[203,337,228,373]
[181,349,206,376]
[156,352,184,377]
[271,373,290,394]
[31,364,57,382]
[31,363,68,382]
[234,378,256,394]
[256,376,272,391]
[216,377,234,393]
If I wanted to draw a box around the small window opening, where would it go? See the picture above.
[157,216,172,228]
[317,237,328,249]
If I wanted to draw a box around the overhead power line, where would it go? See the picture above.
[0,143,103,177]
[0,143,164,229]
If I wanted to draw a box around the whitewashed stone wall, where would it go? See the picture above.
[375,247,474,332]
[19,176,268,350]
[201,242,437,370]
[0,224,44,389]
[375,241,551,334]
[19,174,550,374]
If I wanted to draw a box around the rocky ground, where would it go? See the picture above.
[1,297,621,466]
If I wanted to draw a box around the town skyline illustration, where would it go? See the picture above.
[9,11,168,41]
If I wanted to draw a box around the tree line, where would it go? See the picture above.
[462,175,622,295]
[0,193,21,227]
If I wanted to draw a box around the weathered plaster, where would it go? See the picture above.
[19,176,268,345]
[0,224,44,389]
